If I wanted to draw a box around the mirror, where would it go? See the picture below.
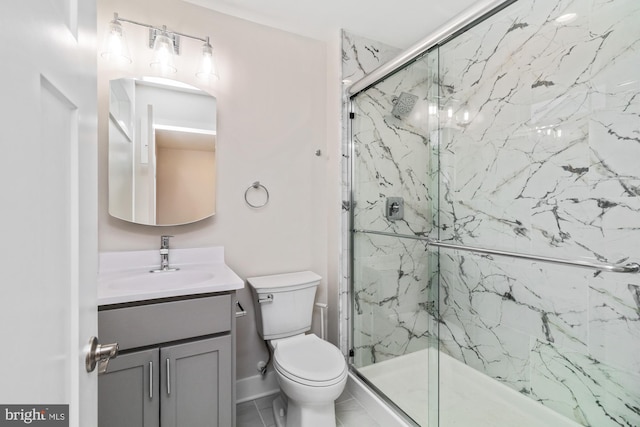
[108,77,216,226]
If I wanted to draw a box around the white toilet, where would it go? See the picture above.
[247,271,347,427]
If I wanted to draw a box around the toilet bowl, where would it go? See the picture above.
[247,271,348,427]
[271,334,347,427]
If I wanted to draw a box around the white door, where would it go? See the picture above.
[0,1,98,426]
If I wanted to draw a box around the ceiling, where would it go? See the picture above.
[184,0,481,49]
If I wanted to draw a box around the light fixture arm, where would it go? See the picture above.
[168,30,209,45]
[111,12,210,54]
[105,13,219,80]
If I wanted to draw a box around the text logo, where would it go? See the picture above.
[0,405,68,426]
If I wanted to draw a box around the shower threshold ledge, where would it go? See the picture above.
[345,371,415,427]
[354,350,583,427]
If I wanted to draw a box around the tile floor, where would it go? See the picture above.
[237,389,382,427]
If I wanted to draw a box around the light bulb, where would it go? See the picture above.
[150,29,177,74]
[101,16,131,64]
[196,40,219,81]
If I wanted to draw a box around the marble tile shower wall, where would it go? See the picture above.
[350,50,440,366]
[340,31,401,356]
[436,0,640,425]
[352,233,436,366]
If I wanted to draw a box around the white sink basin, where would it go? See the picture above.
[98,247,244,305]
[106,269,216,291]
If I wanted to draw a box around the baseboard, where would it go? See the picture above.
[346,372,412,427]
[236,370,280,404]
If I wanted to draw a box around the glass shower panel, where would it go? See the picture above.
[351,232,437,426]
[436,0,640,425]
[351,53,437,237]
[438,249,640,426]
[350,49,439,426]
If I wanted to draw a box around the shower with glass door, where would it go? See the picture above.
[346,0,640,426]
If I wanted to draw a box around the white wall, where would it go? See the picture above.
[107,119,134,220]
[324,31,343,346]
[98,0,341,380]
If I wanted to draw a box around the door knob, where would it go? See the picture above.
[85,336,119,374]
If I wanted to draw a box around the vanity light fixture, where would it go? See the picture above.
[102,13,219,81]
[150,26,177,74]
[101,16,131,64]
[196,38,216,80]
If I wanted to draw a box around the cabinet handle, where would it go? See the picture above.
[149,362,153,399]
[166,358,171,395]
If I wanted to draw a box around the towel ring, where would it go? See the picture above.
[244,181,269,208]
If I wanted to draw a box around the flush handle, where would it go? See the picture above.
[258,294,273,304]
[86,336,119,374]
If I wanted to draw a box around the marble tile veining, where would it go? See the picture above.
[340,30,403,357]
[346,0,640,425]
[435,0,640,424]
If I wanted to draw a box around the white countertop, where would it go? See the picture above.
[98,247,244,306]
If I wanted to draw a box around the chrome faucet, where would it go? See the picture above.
[150,235,179,273]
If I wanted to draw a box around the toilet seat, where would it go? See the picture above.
[273,334,347,387]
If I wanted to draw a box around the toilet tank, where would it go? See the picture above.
[247,271,321,340]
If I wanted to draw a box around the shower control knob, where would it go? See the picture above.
[385,197,404,221]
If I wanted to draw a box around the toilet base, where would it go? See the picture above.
[272,396,286,427]
[272,394,338,427]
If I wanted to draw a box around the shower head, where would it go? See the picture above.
[391,92,418,119]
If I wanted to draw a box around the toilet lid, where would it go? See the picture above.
[274,334,346,384]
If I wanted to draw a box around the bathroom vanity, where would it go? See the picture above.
[96,247,243,427]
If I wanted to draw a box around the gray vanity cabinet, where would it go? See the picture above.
[98,293,236,427]
[98,349,160,427]
[161,335,232,427]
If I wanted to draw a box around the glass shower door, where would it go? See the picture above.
[349,49,440,426]
[349,0,640,426]
[434,0,640,425]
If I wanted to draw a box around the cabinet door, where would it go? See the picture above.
[98,348,160,427]
[161,335,232,427]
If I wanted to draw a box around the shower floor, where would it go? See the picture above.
[358,350,580,427]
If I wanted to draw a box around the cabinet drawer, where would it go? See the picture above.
[99,294,231,351]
